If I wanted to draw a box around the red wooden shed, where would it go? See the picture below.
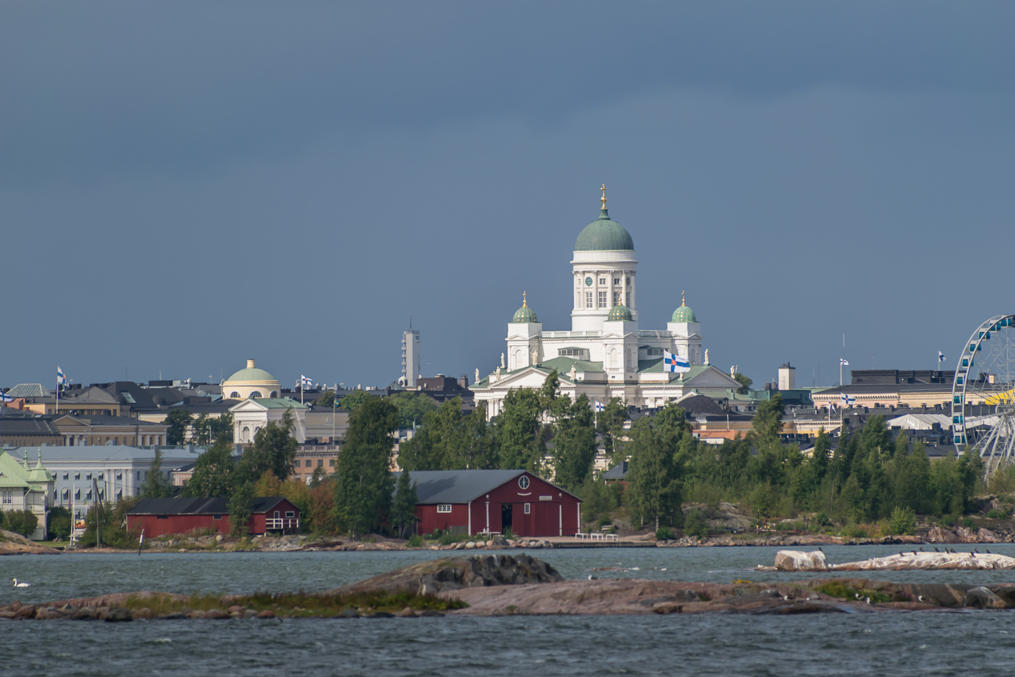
[127,496,300,537]
[401,469,581,538]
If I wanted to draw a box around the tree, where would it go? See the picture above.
[164,409,193,446]
[733,372,753,395]
[625,413,683,531]
[47,506,71,540]
[551,395,598,492]
[493,387,545,472]
[388,391,438,430]
[2,510,38,538]
[314,390,336,408]
[391,470,418,538]
[228,481,254,537]
[140,448,173,498]
[192,412,234,446]
[595,398,629,467]
[239,411,298,482]
[751,395,783,446]
[184,438,236,498]
[338,390,372,413]
[334,397,398,537]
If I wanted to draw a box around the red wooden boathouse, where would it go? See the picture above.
[127,496,300,537]
[403,470,581,537]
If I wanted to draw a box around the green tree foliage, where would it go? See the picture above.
[1,509,38,538]
[493,388,545,472]
[191,412,234,446]
[227,481,254,537]
[139,448,174,498]
[184,438,237,498]
[47,506,71,540]
[397,398,495,470]
[164,409,193,446]
[579,478,620,528]
[334,397,398,537]
[239,411,298,482]
[625,404,689,530]
[80,498,139,548]
[338,390,372,413]
[314,390,336,408]
[391,470,418,538]
[388,391,439,430]
[595,397,629,467]
[750,395,784,450]
[550,394,598,492]
[732,372,753,395]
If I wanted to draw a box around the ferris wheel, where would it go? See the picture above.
[951,314,1015,474]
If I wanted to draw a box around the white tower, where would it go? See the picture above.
[667,291,703,365]
[570,185,638,333]
[401,326,420,387]
[506,291,543,371]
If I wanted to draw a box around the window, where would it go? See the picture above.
[598,291,607,307]
[613,291,621,306]
[285,511,295,518]
[517,475,530,490]
[62,473,69,480]
[86,473,92,480]
[585,291,593,308]
[75,473,81,480]
[305,459,312,467]
[317,459,323,467]
[213,515,222,520]
[436,504,453,513]
[523,502,531,515]
[613,277,620,285]
[599,277,606,285]
[329,459,336,467]
[1,490,11,505]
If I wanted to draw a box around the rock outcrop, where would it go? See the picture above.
[339,554,563,596]
[762,549,1015,571]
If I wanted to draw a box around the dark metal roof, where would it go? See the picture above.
[396,469,581,504]
[128,496,291,515]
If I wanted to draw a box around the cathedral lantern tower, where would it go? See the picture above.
[570,185,638,333]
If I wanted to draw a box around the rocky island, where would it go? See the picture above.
[7,553,1015,620]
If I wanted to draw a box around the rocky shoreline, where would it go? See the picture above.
[8,553,1015,620]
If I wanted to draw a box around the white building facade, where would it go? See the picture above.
[472,188,740,417]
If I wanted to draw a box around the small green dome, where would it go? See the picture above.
[511,292,538,323]
[575,209,635,251]
[512,305,538,323]
[608,304,633,321]
[671,303,696,323]
[225,359,279,383]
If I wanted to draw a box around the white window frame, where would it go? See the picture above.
[436,504,453,513]
[523,502,531,515]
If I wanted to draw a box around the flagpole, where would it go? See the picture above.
[55,372,60,414]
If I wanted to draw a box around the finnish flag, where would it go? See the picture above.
[938,351,946,363]
[300,374,314,388]
[0,391,13,403]
[840,392,856,405]
[57,365,68,386]
[663,350,690,374]
[839,358,849,367]
[594,401,606,412]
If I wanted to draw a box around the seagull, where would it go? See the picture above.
[11,578,30,588]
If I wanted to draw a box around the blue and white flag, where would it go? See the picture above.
[840,392,856,405]
[300,374,314,388]
[663,350,691,374]
[57,365,67,386]
[0,391,13,403]
[839,358,850,367]
[938,351,946,363]
[594,401,606,412]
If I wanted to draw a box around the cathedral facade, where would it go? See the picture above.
[471,187,740,418]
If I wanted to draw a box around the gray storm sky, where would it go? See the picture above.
[3,1,1014,390]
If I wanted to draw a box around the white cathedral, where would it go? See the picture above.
[471,186,741,418]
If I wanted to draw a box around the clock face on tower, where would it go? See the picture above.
[585,276,593,286]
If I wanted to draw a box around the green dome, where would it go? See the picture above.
[225,360,279,383]
[511,292,538,323]
[671,303,696,323]
[608,304,633,321]
[575,209,635,251]
[512,305,538,323]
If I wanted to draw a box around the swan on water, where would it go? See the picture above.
[11,578,30,588]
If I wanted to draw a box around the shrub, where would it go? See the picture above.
[683,509,709,539]
[3,510,38,538]
[47,506,71,541]
[406,534,422,547]
[888,506,917,535]
[655,526,673,541]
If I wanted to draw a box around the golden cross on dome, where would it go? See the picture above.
[522,290,527,307]
[682,290,687,306]
[600,184,607,210]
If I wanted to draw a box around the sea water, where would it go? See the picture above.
[3,545,1015,676]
